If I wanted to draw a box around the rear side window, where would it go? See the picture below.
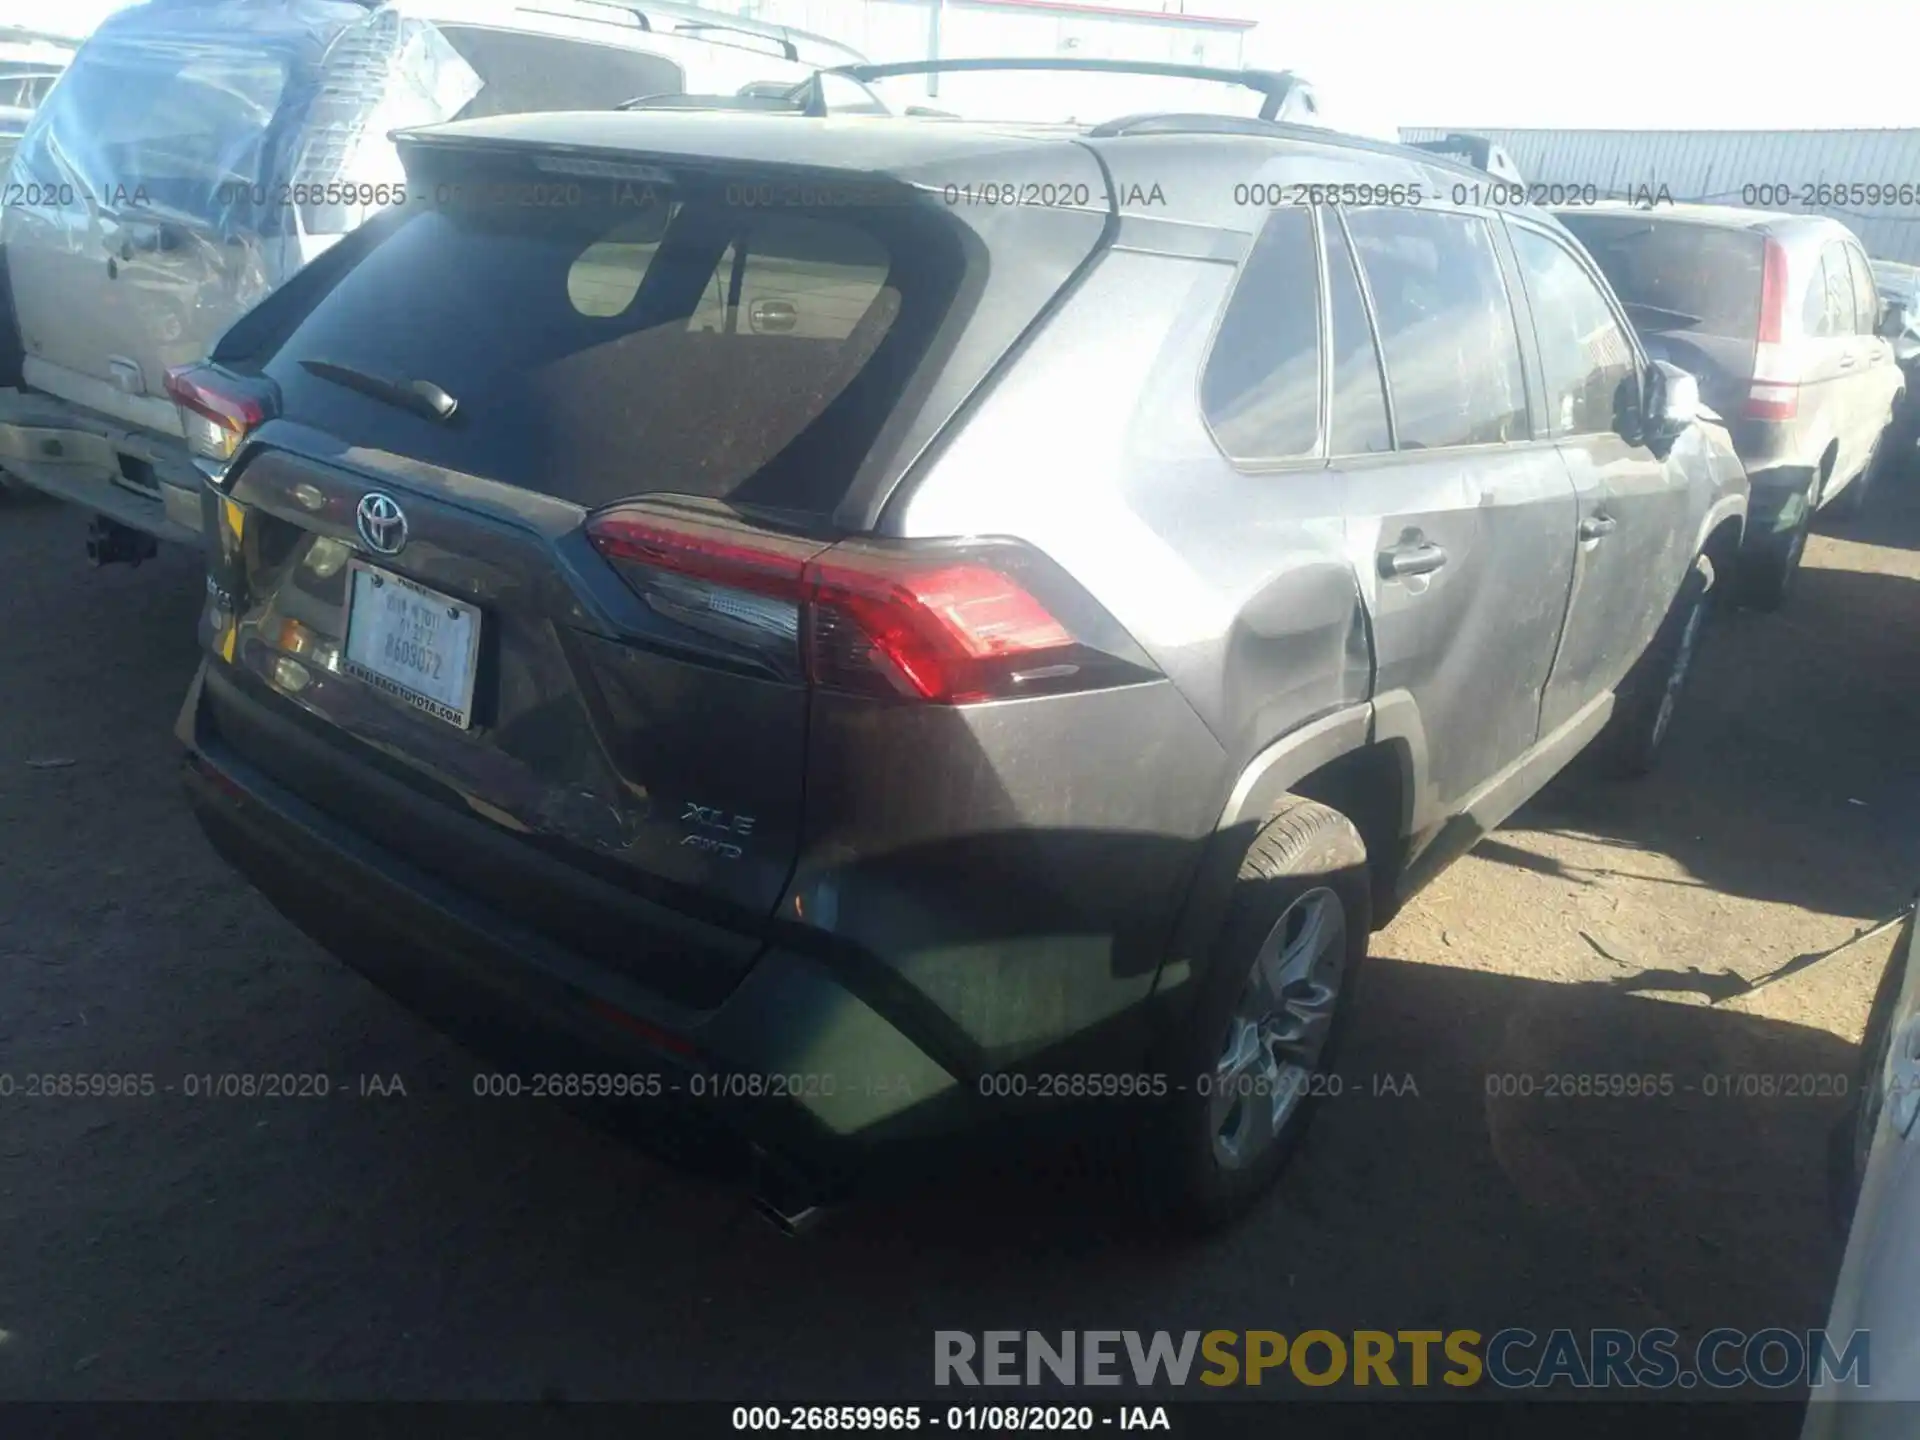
[1323,211,1391,455]
[262,183,961,519]
[1201,206,1322,462]
[1845,246,1879,335]
[1509,224,1639,438]
[1345,207,1527,450]
[1557,213,1763,338]
[1806,244,1857,337]
[436,27,685,116]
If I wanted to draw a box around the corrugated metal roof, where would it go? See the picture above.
[1400,127,1920,263]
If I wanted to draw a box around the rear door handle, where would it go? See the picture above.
[1377,541,1448,579]
[1840,353,1857,369]
[1579,514,1617,541]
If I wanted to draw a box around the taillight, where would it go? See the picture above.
[1747,240,1798,421]
[164,364,276,466]
[1756,238,1789,346]
[587,504,1156,704]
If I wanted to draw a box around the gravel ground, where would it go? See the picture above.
[0,475,1916,1403]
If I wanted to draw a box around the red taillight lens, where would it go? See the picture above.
[587,505,1153,705]
[1745,241,1797,420]
[1745,379,1799,421]
[1756,238,1789,346]
[809,553,1077,703]
[165,364,275,465]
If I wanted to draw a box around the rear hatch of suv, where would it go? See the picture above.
[1556,209,1765,420]
[188,115,1116,1006]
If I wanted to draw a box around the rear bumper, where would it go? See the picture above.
[0,387,202,544]
[176,661,968,1199]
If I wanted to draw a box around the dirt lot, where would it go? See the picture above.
[0,475,1916,1403]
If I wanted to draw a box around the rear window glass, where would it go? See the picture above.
[25,38,290,211]
[436,27,685,117]
[1201,206,1322,462]
[263,185,961,518]
[1557,213,1764,338]
[1346,207,1527,450]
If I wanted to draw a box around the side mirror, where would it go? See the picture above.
[1878,298,1909,340]
[1644,359,1700,442]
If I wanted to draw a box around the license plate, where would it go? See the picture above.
[341,561,481,729]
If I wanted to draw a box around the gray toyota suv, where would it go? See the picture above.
[174,73,1748,1232]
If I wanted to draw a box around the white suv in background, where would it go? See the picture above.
[0,0,875,560]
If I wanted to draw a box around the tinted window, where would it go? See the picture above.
[266,185,960,518]
[1557,213,1764,338]
[1324,211,1390,455]
[1845,246,1880,335]
[1511,225,1639,438]
[1202,207,1322,461]
[1346,207,1527,450]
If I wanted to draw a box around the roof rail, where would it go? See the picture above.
[617,90,820,114]
[562,1,867,67]
[829,58,1314,123]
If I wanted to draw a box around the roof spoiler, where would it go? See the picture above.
[828,57,1316,123]
[1404,133,1525,185]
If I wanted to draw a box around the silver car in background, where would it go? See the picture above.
[1557,204,1906,609]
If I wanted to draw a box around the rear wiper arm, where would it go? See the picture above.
[298,359,458,423]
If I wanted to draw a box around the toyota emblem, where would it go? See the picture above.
[355,492,408,556]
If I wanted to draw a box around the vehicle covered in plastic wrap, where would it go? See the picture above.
[0,26,78,178]
[0,0,864,552]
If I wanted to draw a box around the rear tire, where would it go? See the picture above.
[1596,552,1715,778]
[1140,796,1371,1233]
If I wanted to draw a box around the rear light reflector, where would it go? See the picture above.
[165,364,276,466]
[586,997,697,1058]
[1746,380,1799,421]
[587,504,1156,704]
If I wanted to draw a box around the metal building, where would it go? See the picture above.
[1398,127,1920,265]
[700,0,1256,117]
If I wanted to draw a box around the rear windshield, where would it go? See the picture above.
[261,179,965,518]
[1557,213,1765,338]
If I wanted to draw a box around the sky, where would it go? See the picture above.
[7,0,1917,138]
[1229,0,1920,139]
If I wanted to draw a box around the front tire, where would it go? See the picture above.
[1142,796,1371,1232]
[1597,551,1714,778]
